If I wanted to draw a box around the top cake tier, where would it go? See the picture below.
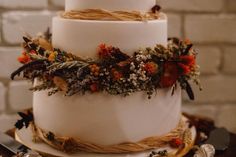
[66,0,156,12]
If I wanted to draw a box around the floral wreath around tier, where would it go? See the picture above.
[11,30,201,100]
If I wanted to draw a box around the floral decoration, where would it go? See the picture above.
[11,32,201,100]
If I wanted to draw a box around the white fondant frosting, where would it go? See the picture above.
[65,0,156,12]
[52,13,167,58]
[33,87,182,145]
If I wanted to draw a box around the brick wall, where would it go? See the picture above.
[0,0,236,133]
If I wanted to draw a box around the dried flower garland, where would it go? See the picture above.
[11,32,201,100]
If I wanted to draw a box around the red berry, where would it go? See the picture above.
[90,83,99,92]
[170,138,183,148]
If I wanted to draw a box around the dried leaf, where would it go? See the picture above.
[11,60,48,80]
[183,44,193,55]
[53,76,68,92]
[38,38,53,51]
[15,111,33,130]
[185,80,195,100]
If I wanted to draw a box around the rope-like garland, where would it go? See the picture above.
[61,9,160,21]
[30,117,192,154]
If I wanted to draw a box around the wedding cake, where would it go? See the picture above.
[35,0,180,145]
[12,0,201,156]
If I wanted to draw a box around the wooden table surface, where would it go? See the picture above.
[1,133,236,157]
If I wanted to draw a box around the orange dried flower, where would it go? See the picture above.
[48,51,57,62]
[178,55,196,75]
[144,62,158,75]
[184,39,192,45]
[178,63,191,75]
[99,43,106,50]
[179,55,195,67]
[98,44,112,58]
[18,51,31,64]
[89,64,100,76]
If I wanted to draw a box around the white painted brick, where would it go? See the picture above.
[3,11,55,44]
[50,0,65,8]
[216,105,236,133]
[157,0,223,12]
[223,46,236,73]
[9,81,33,111]
[226,0,236,12]
[0,18,2,43]
[196,46,221,74]
[183,104,218,120]
[0,114,18,132]
[167,13,182,37]
[0,47,22,78]
[184,76,236,103]
[0,83,6,112]
[0,0,48,9]
[185,14,236,43]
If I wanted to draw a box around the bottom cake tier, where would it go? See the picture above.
[33,85,182,146]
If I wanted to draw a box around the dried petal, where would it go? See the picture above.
[53,76,68,92]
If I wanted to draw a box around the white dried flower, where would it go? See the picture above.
[130,62,136,71]
[129,73,137,80]
[194,144,215,157]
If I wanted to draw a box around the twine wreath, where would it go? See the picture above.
[61,9,160,21]
[61,5,162,21]
[29,117,192,154]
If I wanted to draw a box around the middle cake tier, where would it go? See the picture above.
[52,13,167,58]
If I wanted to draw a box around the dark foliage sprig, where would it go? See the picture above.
[15,111,33,130]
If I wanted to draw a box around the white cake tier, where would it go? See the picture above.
[65,0,156,12]
[52,13,167,58]
[33,86,182,145]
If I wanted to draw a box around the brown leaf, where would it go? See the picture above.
[38,38,53,51]
[53,76,68,92]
